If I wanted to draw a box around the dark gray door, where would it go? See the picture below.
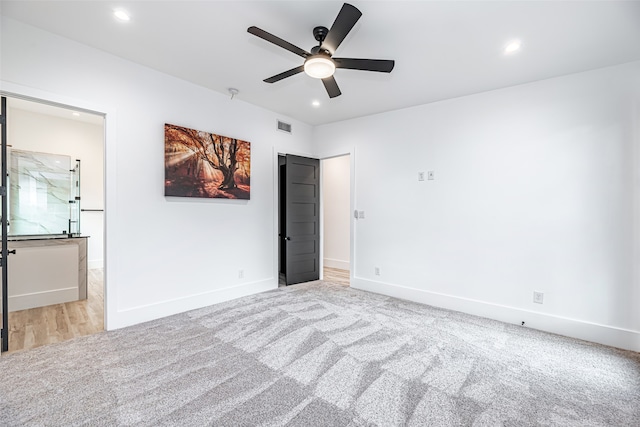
[285,154,320,285]
[1,96,9,352]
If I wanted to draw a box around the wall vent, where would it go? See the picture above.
[277,120,292,134]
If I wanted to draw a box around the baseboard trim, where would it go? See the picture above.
[351,277,640,352]
[110,278,277,330]
[4,287,79,312]
[323,258,350,270]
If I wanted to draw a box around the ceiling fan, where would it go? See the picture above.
[248,3,395,98]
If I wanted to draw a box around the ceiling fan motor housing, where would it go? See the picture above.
[311,27,332,56]
[313,26,329,43]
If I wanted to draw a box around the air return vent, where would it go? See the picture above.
[277,120,292,134]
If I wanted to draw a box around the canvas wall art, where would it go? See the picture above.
[164,124,251,199]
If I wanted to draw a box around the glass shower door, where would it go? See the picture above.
[9,150,72,236]
[69,159,81,236]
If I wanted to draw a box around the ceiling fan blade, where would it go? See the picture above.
[264,66,305,83]
[321,3,362,55]
[322,76,342,98]
[333,58,395,73]
[248,26,310,58]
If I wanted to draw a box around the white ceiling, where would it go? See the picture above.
[8,98,105,126]
[2,1,640,126]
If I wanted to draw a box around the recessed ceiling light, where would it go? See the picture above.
[72,112,80,117]
[114,9,131,22]
[504,40,522,55]
[312,100,320,107]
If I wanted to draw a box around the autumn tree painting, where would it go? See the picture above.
[164,124,251,199]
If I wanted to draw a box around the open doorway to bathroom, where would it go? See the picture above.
[321,154,350,286]
[0,96,105,354]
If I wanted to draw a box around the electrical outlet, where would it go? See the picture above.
[358,211,365,219]
[533,291,544,304]
[427,171,435,180]
[374,266,380,276]
[239,269,244,279]
[418,172,425,181]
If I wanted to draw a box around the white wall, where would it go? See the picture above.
[322,155,350,270]
[7,107,105,268]
[315,61,640,351]
[1,16,314,329]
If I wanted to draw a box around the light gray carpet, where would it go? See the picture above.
[1,281,639,426]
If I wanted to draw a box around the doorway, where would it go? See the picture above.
[0,95,105,354]
[321,154,351,286]
[278,152,351,287]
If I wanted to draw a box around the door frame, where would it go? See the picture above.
[273,146,356,285]
[0,81,114,331]
[1,96,8,352]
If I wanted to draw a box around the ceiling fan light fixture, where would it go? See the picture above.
[304,56,335,79]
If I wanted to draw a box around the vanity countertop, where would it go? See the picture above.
[7,235,89,242]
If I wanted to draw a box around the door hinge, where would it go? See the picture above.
[0,186,6,196]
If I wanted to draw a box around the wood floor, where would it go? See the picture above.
[323,267,350,286]
[1,269,104,355]
[279,267,350,287]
